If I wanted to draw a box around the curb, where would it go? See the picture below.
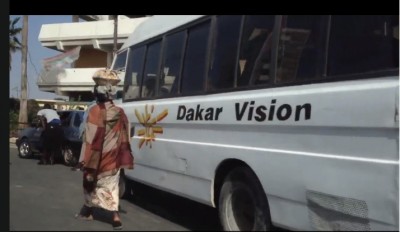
[9,137,17,144]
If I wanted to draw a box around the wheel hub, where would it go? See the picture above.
[20,143,29,156]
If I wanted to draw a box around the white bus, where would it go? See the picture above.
[112,15,399,231]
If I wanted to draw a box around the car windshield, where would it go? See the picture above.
[77,111,84,121]
[58,111,84,127]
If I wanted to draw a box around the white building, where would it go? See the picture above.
[37,15,149,101]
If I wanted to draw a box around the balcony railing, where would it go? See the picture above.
[37,67,124,93]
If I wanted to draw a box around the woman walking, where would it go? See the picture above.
[75,69,134,230]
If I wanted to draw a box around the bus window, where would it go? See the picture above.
[113,50,128,94]
[237,15,275,87]
[112,50,128,71]
[275,15,329,84]
[142,41,162,98]
[159,31,185,97]
[207,15,242,91]
[181,21,211,94]
[123,46,146,101]
[328,15,399,76]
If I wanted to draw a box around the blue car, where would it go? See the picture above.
[16,110,84,166]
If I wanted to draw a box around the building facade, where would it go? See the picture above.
[37,15,149,101]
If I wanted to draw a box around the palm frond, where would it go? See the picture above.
[9,16,22,71]
[10,28,22,36]
[10,45,21,52]
[11,17,20,27]
[13,37,21,46]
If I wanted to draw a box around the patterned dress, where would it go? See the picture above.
[79,101,134,211]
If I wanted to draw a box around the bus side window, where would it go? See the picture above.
[142,41,162,98]
[112,50,127,71]
[237,15,275,87]
[159,31,185,97]
[123,46,146,101]
[207,15,242,91]
[328,15,399,76]
[275,15,329,84]
[181,21,211,94]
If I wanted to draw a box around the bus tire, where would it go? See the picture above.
[218,166,271,231]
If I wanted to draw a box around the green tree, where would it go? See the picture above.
[9,98,20,112]
[27,99,40,123]
[9,17,22,71]
[9,110,19,137]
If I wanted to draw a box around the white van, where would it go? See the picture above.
[112,15,399,231]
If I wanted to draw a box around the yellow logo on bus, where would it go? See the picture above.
[134,104,168,149]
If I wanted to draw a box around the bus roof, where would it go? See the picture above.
[120,15,206,50]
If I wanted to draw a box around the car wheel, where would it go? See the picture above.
[219,166,272,231]
[18,139,32,159]
[62,145,78,166]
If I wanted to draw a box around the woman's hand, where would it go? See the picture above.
[83,169,96,193]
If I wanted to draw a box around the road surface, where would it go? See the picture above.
[9,145,221,231]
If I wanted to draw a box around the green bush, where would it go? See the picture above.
[27,99,40,123]
[9,110,19,137]
[9,98,40,137]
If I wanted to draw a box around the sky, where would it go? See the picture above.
[9,15,77,100]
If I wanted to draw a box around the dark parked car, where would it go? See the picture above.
[16,110,84,166]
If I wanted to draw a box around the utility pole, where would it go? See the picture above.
[113,15,118,59]
[71,15,80,68]
[18,15,28,129]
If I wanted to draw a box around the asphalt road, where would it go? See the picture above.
[9,145,221,231]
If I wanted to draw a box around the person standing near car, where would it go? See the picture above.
[75,69,134,230]
[37,103,64,165]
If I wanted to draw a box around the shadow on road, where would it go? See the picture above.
[121,180,289,231]
[123,180,222,231]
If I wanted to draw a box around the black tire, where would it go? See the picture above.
[62,145,78,166]
[119,169,132,199]
[218,166,272,231]
[18,139,32,159]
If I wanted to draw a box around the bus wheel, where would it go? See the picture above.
[218,166,271,231]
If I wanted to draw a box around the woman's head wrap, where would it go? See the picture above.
[92,68,120,86]
[92,69,120,100]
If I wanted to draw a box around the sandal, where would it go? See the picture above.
[112,220,123,230]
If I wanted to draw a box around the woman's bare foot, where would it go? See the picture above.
[75,205,93,220]
[113,211,121,220]
[75,213,93,220]
[112,212,122,230]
